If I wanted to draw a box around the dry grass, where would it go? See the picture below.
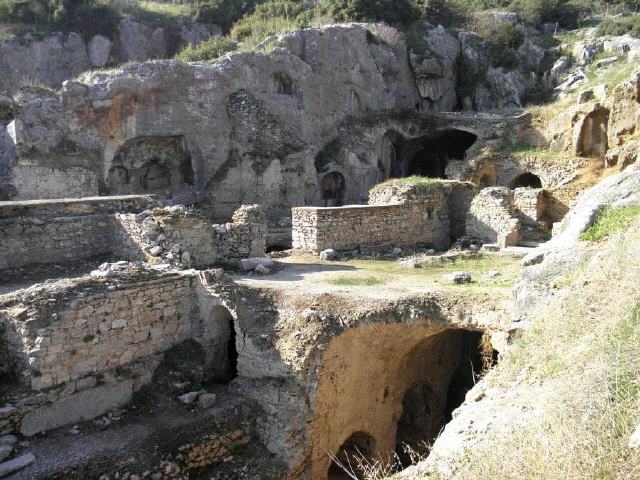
[406,220,640,479]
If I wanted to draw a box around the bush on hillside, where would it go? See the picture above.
[230,0,305,42]
[0,0,121,37]
[192,0,260,32]
[318,0,419,26]
[598,15,640,38]
[175,35,238,61]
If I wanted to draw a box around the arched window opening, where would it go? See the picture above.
[510,172,542,189]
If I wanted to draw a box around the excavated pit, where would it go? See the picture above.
[310,325,494,479]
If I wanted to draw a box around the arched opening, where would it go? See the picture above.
[273,72,294,95]
[328,432,376,480]
[578,108,609,158]
[406,130,478,178]
[510,172,542,189]
[209,305,238,382]
[107,135,194,195]
[321,172,346,207]
[378,130,478,181]
[226,314,238,381]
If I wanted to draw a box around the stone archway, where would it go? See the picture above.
[510,172,542,189]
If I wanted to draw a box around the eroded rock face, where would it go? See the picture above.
[410,25,460,111]
[0,18,221,95]
[4,24,420,220]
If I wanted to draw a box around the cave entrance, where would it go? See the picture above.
[379,130,477,180]
[106,135,194,195]
[406,130,478,178]
[510,172,542,189]
[328,432,377,480]
[394,330,490,466]
[321,172,346,207]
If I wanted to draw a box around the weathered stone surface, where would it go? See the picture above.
[198,393,217,409]
[410,25,460,110]
[0,453,35,477]
[21,380,134,435]
[0,445,12,462]
[87,35,113,67]
[0,32,90,94]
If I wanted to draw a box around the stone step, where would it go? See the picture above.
[0,454,35,478]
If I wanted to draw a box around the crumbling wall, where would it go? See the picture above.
[113,204,267,268]
[466,187,521,247]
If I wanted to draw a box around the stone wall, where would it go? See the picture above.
[293,181,478,253]
[0,200,266,270]
[466,187,521,247]
[0,270,233,436]
[513,187,546,226]
[0,214,115,270]
[292,198,449,253]
[113,204,267,268]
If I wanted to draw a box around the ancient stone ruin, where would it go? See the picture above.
[0,14,639,480]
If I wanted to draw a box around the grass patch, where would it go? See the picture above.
[370,176,460,197]
[328,275,385,287]
[580,206,640,242]
[447,220,640,480]
[229,443,248,456]
[507,142,559,159]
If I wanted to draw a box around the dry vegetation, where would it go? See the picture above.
[398,219,640,479]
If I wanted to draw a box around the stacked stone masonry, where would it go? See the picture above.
[466,187,522,247]
[0,270,233,436]
[0,198,267,270]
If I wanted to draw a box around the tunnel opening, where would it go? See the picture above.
[394,330,492,466]
[320,171,346,207]
[208,305,238,382]
[379,130,477,180]
[328,432,377,480]
[510,172,542,189]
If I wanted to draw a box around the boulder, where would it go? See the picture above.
[445,271,472,284]
[0,453,35,478]
[116,18,167,62]
[240,257,274,271]
[87,35,112,67]
[319,249,337,261]
[0,445,12,462]
[178,392,200,405]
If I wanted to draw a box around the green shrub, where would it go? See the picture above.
[598,15,640,39]
[192,0,261,32]
[0,0,121,38]
[230,0,305,43]
[175,35,238,61]
[318,0,419,26]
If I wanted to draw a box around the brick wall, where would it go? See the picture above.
[466,187,521,247]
